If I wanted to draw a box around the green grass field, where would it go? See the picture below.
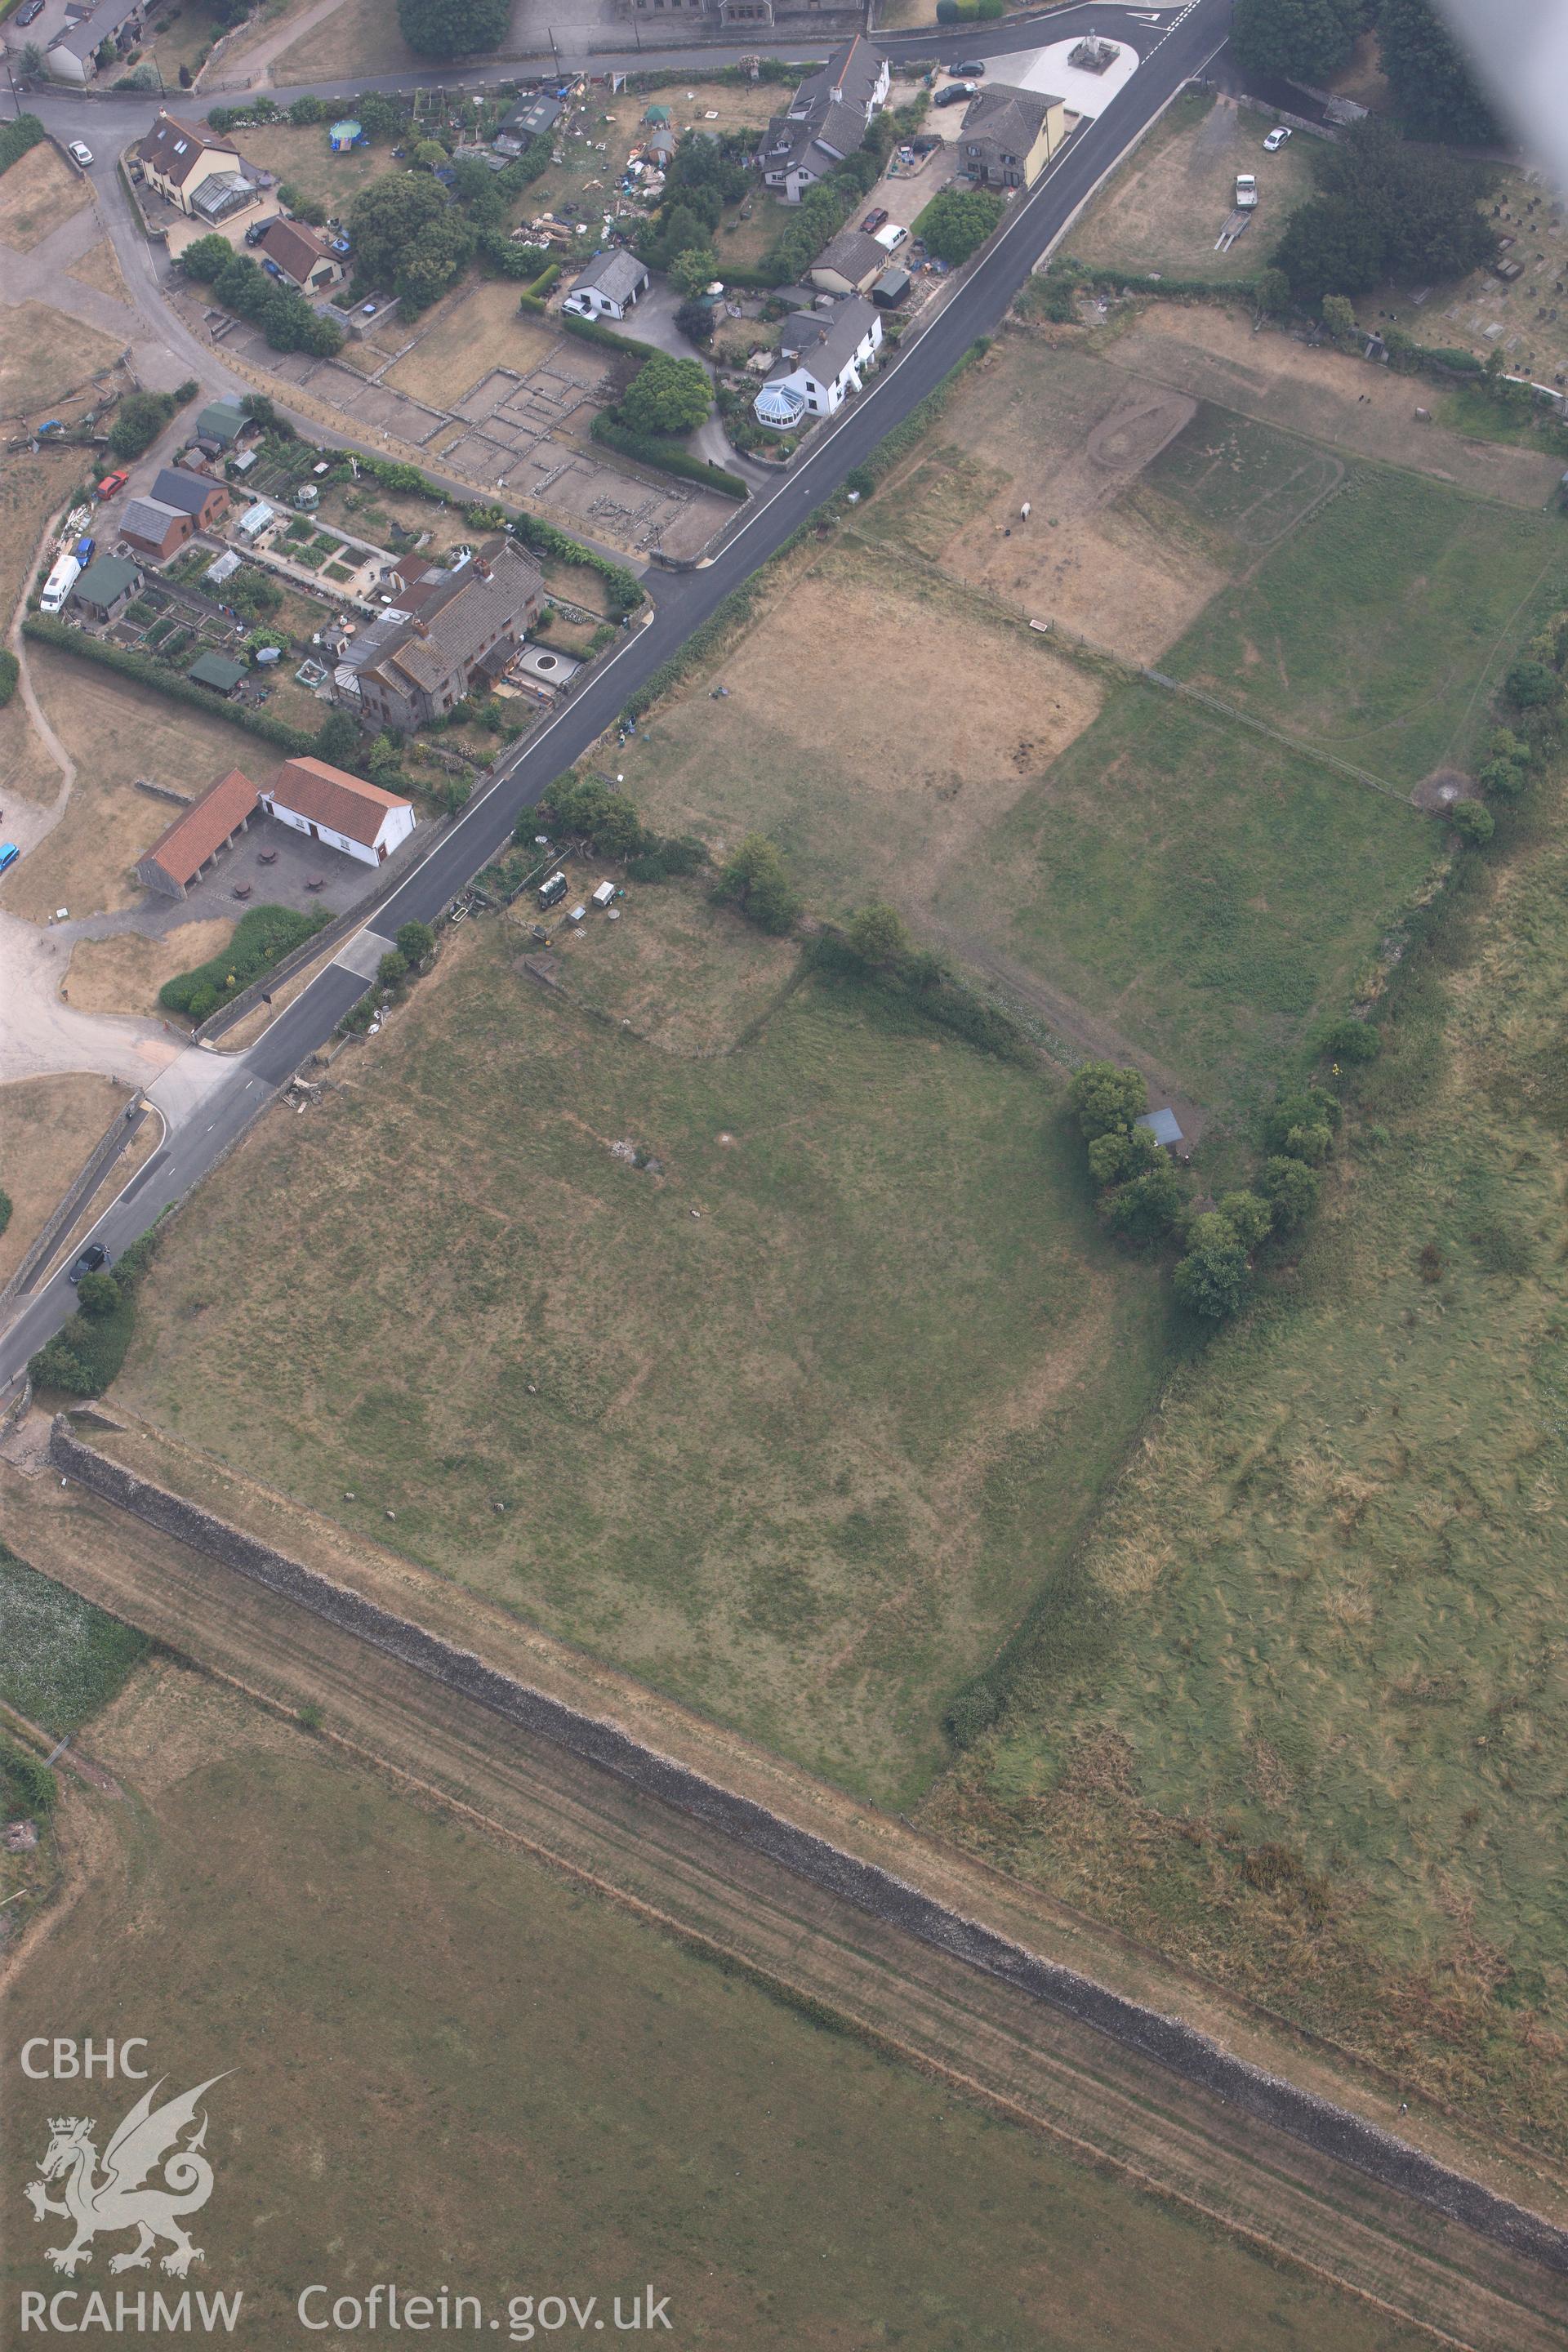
[931,681,1437,1115]
[928,776,1568,2153]
[0,1545,148,1731]
[0,1665,1430,2352]
[117,913,1174,1804]
[1165,454,1568,784]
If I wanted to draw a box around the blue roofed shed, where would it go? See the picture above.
[1136,1107,1184,1149]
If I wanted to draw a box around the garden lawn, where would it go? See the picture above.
[116,917,1175,1805]
[1165,458,1568,785]
[951,679,1436,1118]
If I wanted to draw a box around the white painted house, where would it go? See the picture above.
[754,297,882,428]
[261,755,415,868]
[563,248,651,321]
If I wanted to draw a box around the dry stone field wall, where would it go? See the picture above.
[48,1418,1568,2280]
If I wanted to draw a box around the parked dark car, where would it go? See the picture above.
[955,58,987,74]
[244,220,270,245]
[68,1243,109,1285]
[933,82,975,107]
[16,0,44,24]
[861,207,889,234]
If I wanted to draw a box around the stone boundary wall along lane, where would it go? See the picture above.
[47,1419,1568,2283]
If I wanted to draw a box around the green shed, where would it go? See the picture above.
[188,651,247,697]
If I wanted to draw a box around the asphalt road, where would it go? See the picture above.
[0,0,1232,1388]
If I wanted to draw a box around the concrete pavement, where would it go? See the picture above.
[0,911,188,1089]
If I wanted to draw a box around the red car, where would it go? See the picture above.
[861,207,889,234]
[96,470,129,499]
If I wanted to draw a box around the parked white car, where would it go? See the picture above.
[1263,127,1292,152]
[68,140,94,168]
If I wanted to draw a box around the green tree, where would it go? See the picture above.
[846,903,915,971]
[1232,0,1360,82]
[18,41,45,75]
[180,234,235,283]
[75,1271,120,1320]
[1263,1088,1340,1153]
[1254,265,1291,317]
[1377,0,1498,144]
[1320,292,1357,338]
[395,920,436,969]
[1101,1156,1186,1243]
[1085,1124,1162,1189]
[314,708,360,764]
[668,247,720,298]
[916,185,1005,266]
[1316,1013,1381,1064]
[1450,800,1494,846]
[1505,659,1559,709]
[618,351,712,438]
[348,170,450,290]
[1067,1061,1147,1143]
[396,0,510,56]
[1272,194,1383,301]
[1173,1211,1252,1320]
[377,950,409,990]
[714,835,801,934]
[675,297,716,345]
[412,138,450,170]
[1257,1154,1321,1231]
[1478,756,1526,802]
[1314,116,1496,282]
[107,390,175,460]
[1217,1190,1273,1250]
[397,207,476,311]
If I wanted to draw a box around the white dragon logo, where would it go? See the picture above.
[24,2076,228,2278]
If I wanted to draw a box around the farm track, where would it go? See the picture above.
[20,1481,1568,2352]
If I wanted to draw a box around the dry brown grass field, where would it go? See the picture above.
[65,234,131,305]
[384,288,584,410]
[1063,89,1316,283]
[0,301,122,421]
[626,542,1105,911]
[0,1655,1440,2352]
[0,142,91,254]
[0,649,276,923]
[115,899,1177,1802]
[62,919,234,1018]
[1098,303,1564,507]
[0,1076,127,1288]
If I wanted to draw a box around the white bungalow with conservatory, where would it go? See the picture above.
[754,298,882,429]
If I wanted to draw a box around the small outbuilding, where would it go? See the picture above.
[136,765,261,898]
[1136,1107,1184,1150]
[235,500,276,543]
[871,265,911,308]
[187,651,247,698]
[71,554,144,622]
[196,399,251,448]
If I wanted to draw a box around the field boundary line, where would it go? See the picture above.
[47,1418,1568,2286]
[1143,670,1415,800]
